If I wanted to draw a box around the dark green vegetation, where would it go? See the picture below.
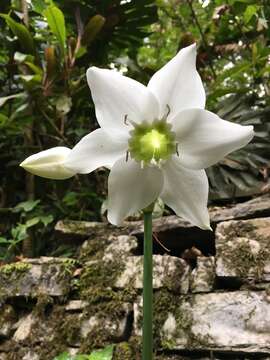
[0,0,270,259]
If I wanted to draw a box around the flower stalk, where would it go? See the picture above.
[142,205,154,360]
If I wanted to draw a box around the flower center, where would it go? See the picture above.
[128,119,177,165]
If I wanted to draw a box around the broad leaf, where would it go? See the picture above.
[0,14,35,54]
[243,5,259,24]
[14,200,40,213]
[0,237,10,245]
[39,215,54,226]
[88,345,114,360]
[43,5,66,56]
[53,352,88,360]
[25,217,40,228]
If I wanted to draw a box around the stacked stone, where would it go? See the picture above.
[0,194,270,359]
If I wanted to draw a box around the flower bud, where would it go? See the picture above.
[20,147,76,180]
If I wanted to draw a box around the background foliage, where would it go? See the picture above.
[0,0,269,259]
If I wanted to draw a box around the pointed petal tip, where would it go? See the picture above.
[107,211,121,227]
[196,220,212,231]
[19,147,76,180]
[19,159,30,169]
[182,43,197,54]
[204,224,213,231]
[86,66,99,83]
[195,221,212,231]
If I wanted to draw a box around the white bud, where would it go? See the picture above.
[20,147,76,180]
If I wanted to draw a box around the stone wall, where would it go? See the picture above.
[0,194,270,360]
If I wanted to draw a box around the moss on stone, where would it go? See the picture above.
[76,259,135,353]
[223,238,270,280]
[114,342,134,360]
[137,290,215,351]
[0,262,31,276]
[79,259,124,300]
[0,304,16,334]
[34,293,54,316]
[0,262,32,298]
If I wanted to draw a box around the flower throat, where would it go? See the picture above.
[128,119,177,165]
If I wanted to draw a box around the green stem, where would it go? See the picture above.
[142,207,153,360]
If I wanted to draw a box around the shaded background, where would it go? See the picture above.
[0,0,269,259]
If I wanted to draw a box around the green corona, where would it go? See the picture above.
[128,119,177,165]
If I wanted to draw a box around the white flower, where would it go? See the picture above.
[21,44,254,229]
[20,147,76,180]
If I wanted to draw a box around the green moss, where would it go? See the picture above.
[0,262,31,276]
[161,338,177,350]
[223,221,256,238]
[34,293,53,316]
[76,259,135,353]
[60,313,82,347]
[223,238,270,280]
[137,290,214,351]
[57,259,78,279]
[0,304,16,330]
[114,342,134,360]
[79,259,124,300]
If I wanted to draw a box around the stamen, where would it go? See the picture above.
[166,104,171,118]
[126,151,129,162]
[124,114,128,125]
[176,143,179,157]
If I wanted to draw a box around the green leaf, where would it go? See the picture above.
[43,5,66,56]
[0,14,35,54]
[0,237,10,245]
[0,114,8,127]
[243,5,259,24]
[11,224,27,242]
[53,353,73,360]
[14,200,40,213]
[32,0,47,14]
[53,353,88,360]
[39,215,54,226]
[25,217,40,228]
[88,345,114,360]
[24,61,43,75]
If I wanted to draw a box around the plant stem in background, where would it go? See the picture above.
[21,0,35,257]
[142,206,154,360]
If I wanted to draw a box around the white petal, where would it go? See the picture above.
[20,147,76,180]
[87,67,160,139]
[148,44,205,120]
[172,108,254,170]
[108,158,163,225]
[161,156,210,230]
[64,128,126,174]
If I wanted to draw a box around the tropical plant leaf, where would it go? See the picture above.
[43,4,66,56]
[0,14,35,54]
[88,344,114,360]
